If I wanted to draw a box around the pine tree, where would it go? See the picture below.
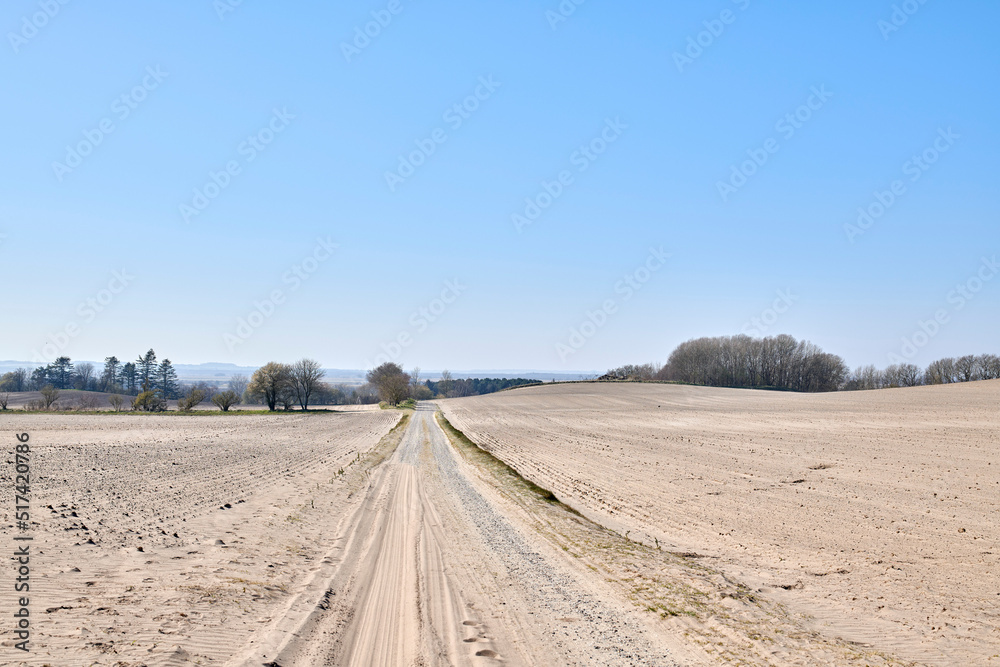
[120,362,138,395]
[156,359,179,400]
[101,356,121,391]
[51,357,75,389]
[136,349,157,391]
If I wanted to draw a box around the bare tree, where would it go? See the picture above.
[228,374,249,404]
[40,385,60,410]
[248,362,292,411]
[77,393,101,411]
[108,394,125,412]
[0,393,9,410]
[980,354,1000,380]
[438,369,453,398]
[924,358,957,385]
[75,362,96,390]
[955,355,978,382]
[897,363,923,387]
[290,358,325,410]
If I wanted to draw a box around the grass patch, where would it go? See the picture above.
[435,411,574,511]
[380,399,417,410]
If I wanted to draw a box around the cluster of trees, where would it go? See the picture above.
[245,359,327,411]
[0,350,180,398]
[363,364,542,405]
[646,335,848,392]
[599,363,662,382]
[423,375,540,397]
[603,335,1000,393]
[844,354,1000,390]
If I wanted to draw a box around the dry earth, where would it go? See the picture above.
[440,380,1000,665]
[3,381,996,666]
[0,409,402,665]
[2,405,695,666]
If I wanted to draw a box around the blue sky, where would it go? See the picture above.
[0,0,997,372]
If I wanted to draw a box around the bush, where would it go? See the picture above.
[77,394,102,411]
[177,389,206,412]
[133,391,166,412]
[108,394,125,412]
[211,390,240,412]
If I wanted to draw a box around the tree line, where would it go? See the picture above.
[602,334,1000,393]
[364,363,541,406]
[843,353,1000,390]
[0,350,179,397]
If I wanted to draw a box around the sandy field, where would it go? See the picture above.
[0,389,380,412]
[440,380,1000,665]
[0,410,402,665]
[3,382,995,665]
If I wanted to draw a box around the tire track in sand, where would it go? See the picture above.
[255,403,679,666]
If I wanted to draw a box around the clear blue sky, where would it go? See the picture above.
[1,0,997,372]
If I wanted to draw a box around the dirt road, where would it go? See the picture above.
[254,403,681,666]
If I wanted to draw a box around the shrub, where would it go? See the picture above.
[77,394,102,411]
[211,390,240,412]
[133,391,166,412]
[177,389,206,412]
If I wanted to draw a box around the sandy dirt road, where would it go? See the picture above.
[256,403,682,666]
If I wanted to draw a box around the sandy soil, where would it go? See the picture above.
[439,380,1000,665]
[0,411,401,665]
[5,381,995,665]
